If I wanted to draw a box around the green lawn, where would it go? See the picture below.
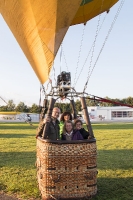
[0,122,133,200]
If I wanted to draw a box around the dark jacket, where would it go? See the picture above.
[36,118,60,140]
[78,128,89,139]
[36,120,45,138]
[62,129,83,141]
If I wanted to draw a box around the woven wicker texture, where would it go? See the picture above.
[36,138,97,200]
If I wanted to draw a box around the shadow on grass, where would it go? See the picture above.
[97,149,133,170]
[93,177,133,200]
[0,149,133,200]
[0,133,35,138]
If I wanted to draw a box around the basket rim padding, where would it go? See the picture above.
[37,137,96,144]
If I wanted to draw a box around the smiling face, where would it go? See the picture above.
[52,107,60,119]
[75,122,82,130]
[75,120,83,130]
[65,122,73,133]
[64,114,70,121]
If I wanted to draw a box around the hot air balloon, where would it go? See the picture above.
[0,0,118,199]
[0,0,118,84]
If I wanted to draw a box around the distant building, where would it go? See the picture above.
[87,106,133,121]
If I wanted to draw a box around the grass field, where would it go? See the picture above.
[0,122,133,200]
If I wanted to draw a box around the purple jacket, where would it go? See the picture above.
[62,129,83,140]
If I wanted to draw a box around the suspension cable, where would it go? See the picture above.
[73,0,86,87]
[74,12,108,87]
[45,78,52,95]
[75,0,107,86]
[62,44,69,72]
[52,60,57,86]
[73,25,86,87]
[60,44,63,73]
[0,96,8,104]
[83,0,125,93]
[82,0,105,93]
[39,84,42,107]
[50,43,68,87]
[41,84,46,95]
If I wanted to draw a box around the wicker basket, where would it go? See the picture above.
[36,138,97,200]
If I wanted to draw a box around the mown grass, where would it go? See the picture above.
[0,122,133,200]
[0,122,39,199]
[92,123,133,200]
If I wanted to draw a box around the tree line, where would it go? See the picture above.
[0,96,133,113]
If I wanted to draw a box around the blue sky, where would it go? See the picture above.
[0,0,133,106]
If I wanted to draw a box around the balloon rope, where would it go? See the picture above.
[73,24,86,87]
[39,84,42,122]
[75,0,107,86]
[83,0,125,93]
[83,0,105,93]
[62,45,69,72]
[0,96,8,104]
[73,0,86,87]
[60,44,63,73]
[75,12,107,87]
[52,61,57,86]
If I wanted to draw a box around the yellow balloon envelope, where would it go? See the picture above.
[0,0,118,84]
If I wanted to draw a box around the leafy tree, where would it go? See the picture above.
[0,105,8,111]
[99,97,113,107]
[65,103,71,112]
[1,96,133,114]
[75,99,81,112]
[29,104,40,113]
[125,96,133,105]
[16,102,29,112]
[121,98,127,105]
[86,96,98,106]
[7,100,16,111]
[110,98,121,106]
[54,102,71,113]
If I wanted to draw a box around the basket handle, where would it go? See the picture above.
[50,175,61,183]
[84,171,98,180]
[84,174,94,180]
